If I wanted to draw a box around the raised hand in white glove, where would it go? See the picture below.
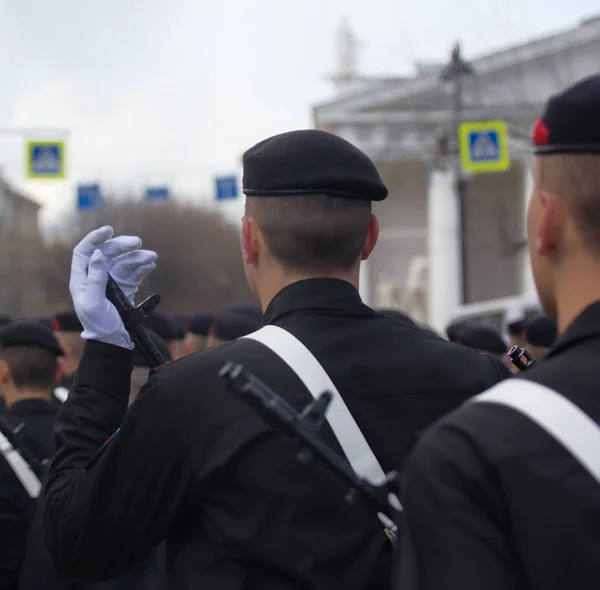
[70,226,158,349]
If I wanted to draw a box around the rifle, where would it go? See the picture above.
[105,274,166,368]
[508,345,539,372]
[219,362,401,542]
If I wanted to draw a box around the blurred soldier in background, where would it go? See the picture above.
[225,302,263,325]
[52,311,84,403]
[524,314,558,360]
[144,312,179,360]
[507,317,527,349]
[397,74,600,590]
[0,321,62,589]
[170,318,187,361]
[182,312,213,355]
[456,324,509,365]
[206,310,259,347]
[43,130,510,590]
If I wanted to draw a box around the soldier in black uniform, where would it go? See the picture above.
[43,130,510,590]
[396,75,600,589]
[206,310,260,347]
[0,320,63,589]
[182,311,213,355]
[524,314,557,360]
[52,311,84,404]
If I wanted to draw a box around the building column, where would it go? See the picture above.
[520,159,537,298]
[427,168,462,334]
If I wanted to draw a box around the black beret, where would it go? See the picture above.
[533,75,600,155]
[144,312,176,341]
[225,303,263,324]
[132,329,172,368]
[525,315,558,348]
[0,315,11,328]
[242,130,388,201]
[188,312,214,337]
[0,320,64,356]
[53,311,83,332]
[507,318,526,337]
[445,319,472,343]
[211,311,258,342]
[458,324,507,357]
[36,317,53,330]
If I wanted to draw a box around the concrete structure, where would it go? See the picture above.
[0,177,44,315]
[315,15,600,333]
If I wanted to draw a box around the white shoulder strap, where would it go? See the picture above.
[472,379,600,483]
[244,325,388,486]
[53,386,69,404]
[0,430,42,498]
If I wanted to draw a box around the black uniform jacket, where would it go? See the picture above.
[397,301,600,590]
[43,279,510,590]
[0,399,57,590]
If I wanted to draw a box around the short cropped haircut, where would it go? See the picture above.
[245,194,372,273]
[538,155,600,255]
[0,346,57,390]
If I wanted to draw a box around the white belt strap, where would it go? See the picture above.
[0,430,42,498]
[53,386,69,404]
[472,379,600,483]
[244,325,388,486]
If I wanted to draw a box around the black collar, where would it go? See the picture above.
[6,398,57,419]
[262,278,374,326]
[548,300,600,358]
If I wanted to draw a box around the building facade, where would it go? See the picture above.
[314,15,600,332]
[0,177,45,316]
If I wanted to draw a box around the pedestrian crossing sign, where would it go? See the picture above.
[26,140,66,179]
[459,121,510,174]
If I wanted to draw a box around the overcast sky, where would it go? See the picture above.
[0,0,597,227]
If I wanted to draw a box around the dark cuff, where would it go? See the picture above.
[74,340,133,401]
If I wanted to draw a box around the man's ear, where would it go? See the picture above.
[536,192,563,255]
[361,214,380,261]
[0,360,10,387]
[242,216,261,265]
[55,334,71,357]
[53,362,64,385]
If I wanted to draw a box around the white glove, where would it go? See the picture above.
[70,226,157,349]
[109,249,158,305]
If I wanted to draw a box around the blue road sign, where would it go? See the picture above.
[468,130,499,162]
[27,140,66,179]
[77,184,102,211]
[459,121,510,174]
[146,186,170,201]
[215,176,238,200]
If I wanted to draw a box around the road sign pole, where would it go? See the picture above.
[441,43,474,306]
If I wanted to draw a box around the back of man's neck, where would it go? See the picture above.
[556,261,600,333]
[4,390,51,409]
[259,270,359,311]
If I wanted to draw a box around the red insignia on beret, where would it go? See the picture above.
[51,319,61,331]
[532,118,550,146]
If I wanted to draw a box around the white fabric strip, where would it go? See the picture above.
[244,325,388,486]
[472,379,600,483]
[0,430,42,498]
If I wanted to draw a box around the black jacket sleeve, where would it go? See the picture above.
[396,419,527,590]
[43,341,193,582]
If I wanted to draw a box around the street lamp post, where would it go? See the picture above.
[440,43,474,305]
